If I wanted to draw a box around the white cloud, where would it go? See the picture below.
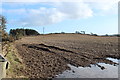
[56,2,93,19]
[2,0,118,26]
[3,9,27,15]
[2,0,120,2]
[2,0,82,2]
[10,7,66,26]
[5,2,93,26]
[87,0,118,15]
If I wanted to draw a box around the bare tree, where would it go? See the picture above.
[0,15,7,31]
[81,31,85,34]
[0,15,8,41]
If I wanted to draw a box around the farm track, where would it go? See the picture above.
[14,34,120,78]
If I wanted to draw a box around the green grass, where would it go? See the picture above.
[4,43,26,78]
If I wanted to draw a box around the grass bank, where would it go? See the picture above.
[2,42,26,78]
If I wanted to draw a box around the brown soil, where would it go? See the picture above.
[14,34,119,78]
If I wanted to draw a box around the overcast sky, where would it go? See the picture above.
[1,0,119,35]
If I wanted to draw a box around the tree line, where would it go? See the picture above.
[0,15,40,42]
[1,15,119,42]
[9,28,40,40]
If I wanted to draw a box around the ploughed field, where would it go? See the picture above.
[15,34,119,78]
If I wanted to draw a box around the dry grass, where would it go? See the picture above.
[3,42,26,78]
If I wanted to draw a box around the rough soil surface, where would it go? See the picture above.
[14,34,120,78]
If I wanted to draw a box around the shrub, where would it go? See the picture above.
[61,32,65,34]
[75,31,81,34]
[8,35,15,42]
[9,28,40,41]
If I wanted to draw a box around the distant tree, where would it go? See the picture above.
[61,32,65,34]
[0,15,9,41]
[105,34,108,36]
[25,29,39,36]
[75,31,80,34]
[92,34,98,36]
[115,34,120,37]
[81,31,85,34]
[90,32,93,35]
[0,15,7,30]
[9,28,40,40]
[90,32,98,36]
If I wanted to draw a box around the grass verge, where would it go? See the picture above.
[3,42,26,78]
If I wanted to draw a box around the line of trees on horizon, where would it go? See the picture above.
[49,31,120,37]
[0,15,40,42]
[1,15,120,43]
[9,28,40,40]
